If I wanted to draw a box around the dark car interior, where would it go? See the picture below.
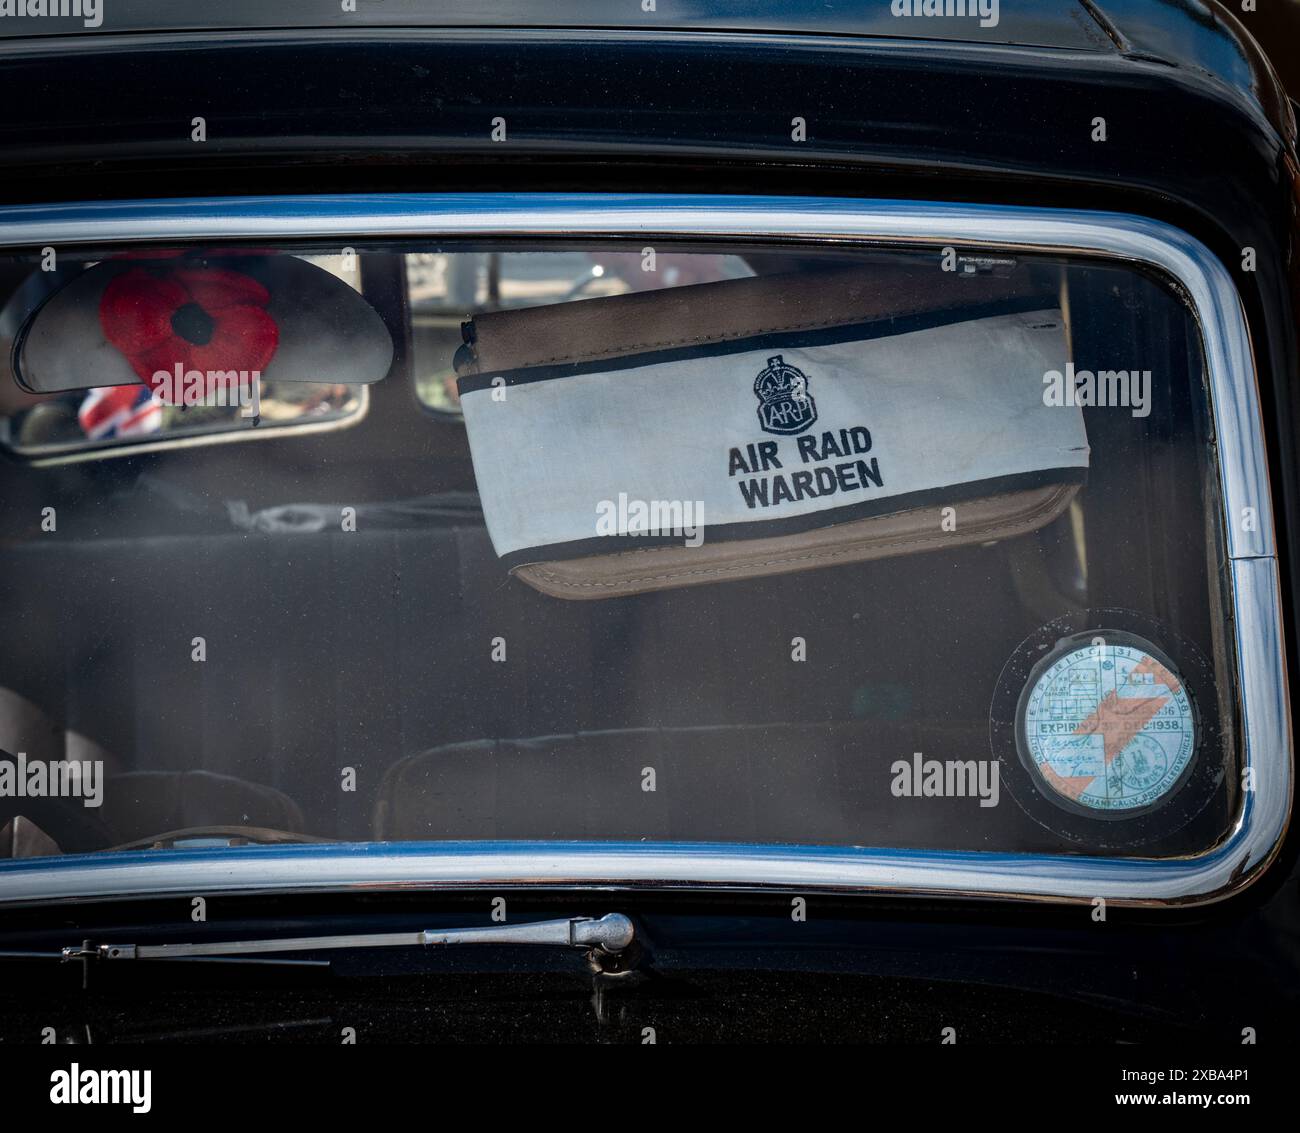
[0,245,1238,859]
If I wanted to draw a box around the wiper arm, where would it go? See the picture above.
[59,913,635,964]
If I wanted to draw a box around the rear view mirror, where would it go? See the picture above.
[13,252,393,398]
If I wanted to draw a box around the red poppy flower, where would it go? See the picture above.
[99,266,279,402]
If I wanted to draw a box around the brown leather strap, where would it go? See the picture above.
[461,266,1048,375]
[514,483,1078,599]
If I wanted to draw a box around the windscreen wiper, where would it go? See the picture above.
[56,913,635,965]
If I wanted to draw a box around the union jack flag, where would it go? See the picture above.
[78,384,163,440]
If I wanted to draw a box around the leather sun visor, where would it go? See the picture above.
[455,266,1089,599]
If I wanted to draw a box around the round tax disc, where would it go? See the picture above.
[1016,634,1196,819]
[989,614,1227,850]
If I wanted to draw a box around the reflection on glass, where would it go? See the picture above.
[0,252,368,455]
[407,250,753,417]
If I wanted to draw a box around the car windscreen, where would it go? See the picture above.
[0,233,1249,874]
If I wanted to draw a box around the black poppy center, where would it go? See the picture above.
[170,302,215,345]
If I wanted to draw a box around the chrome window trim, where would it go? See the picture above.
[0,193,1289,908]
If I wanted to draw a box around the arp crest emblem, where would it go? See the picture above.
[754,354,817,435]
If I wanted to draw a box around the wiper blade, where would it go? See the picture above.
[58,913,635,964]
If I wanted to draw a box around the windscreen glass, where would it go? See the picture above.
[0,239,1239,866]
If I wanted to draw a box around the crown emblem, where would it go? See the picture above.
[754,355,817,435]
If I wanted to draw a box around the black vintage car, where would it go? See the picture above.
[0,0,1296,1094]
